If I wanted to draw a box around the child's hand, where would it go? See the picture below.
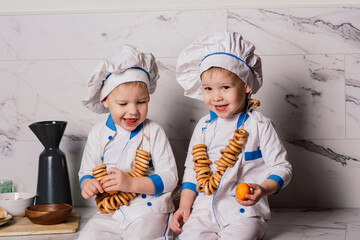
[81,178,104,199]
[101,167,132,193]
[235,183,264,206]
[170,207,191,234]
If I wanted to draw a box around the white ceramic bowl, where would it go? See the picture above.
[0,192,35,217]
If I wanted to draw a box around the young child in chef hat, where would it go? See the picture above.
[169,31,292,239]
[78,44,178,240]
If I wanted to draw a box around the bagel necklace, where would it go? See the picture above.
[92,129,151,214]
[192,99,260,195]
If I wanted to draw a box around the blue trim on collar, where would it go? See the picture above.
[208,108,249,128]
[106,114,143,139]
[129,122,143,140]
[209,110,218,123]
[106,114,116,131]
[237,108,250,129]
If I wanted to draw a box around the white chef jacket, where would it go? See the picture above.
[79,115,178,221]
[181,109,292,227]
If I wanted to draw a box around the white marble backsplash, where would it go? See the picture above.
[0,7,359,208]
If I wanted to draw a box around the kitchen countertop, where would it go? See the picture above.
[1,207,359,239]
[0,207,97,240]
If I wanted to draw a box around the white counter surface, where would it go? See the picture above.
[0,208,359,239]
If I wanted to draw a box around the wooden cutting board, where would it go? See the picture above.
[0,211,79,236]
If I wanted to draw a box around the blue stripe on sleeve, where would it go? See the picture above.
[181,182,198,195]
[245,148,263,161]
[79,175,94,190]
[147,174,164,196]
[267,174,284,194]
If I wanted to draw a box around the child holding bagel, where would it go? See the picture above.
[78,44,178,239]
[169,31,292,239]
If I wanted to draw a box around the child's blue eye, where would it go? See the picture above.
[222,86,230,90]
[204,87,212,91]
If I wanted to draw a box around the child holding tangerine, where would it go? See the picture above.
[170,31,292,239]
[78,45,178,239]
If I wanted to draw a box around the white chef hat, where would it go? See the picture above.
[82,44,159,113]
[176,31,263,101]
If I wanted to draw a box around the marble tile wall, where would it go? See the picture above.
[0,7,359,208]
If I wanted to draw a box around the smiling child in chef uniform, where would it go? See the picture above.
[169,31,292,239]
[78,45,178,240]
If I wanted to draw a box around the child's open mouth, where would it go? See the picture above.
[124,118,137,125]
[214,105,228,112]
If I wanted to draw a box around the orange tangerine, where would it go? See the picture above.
[235,183,250,200]
[103,180,117,194]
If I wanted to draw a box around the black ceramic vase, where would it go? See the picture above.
[29,121,72,206]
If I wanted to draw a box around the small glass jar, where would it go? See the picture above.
[0,179,13,193]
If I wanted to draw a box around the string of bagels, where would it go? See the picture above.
[192,99,260,195]
[92,130,152,214]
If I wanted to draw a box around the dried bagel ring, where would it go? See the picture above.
[133,167,145,176]
[128,171,137,178]
[234,129,248,138]
[110,195,121,209]
[220,155,236,166]
[119,192,130,201]
[196,173,210,181]
[94,172,106,180]
[216,165,227,171]
[196,178,207,192]
[191,147,207,155]
[194,163,209,167]
[204,180,211,195]
[134,160,149,169]
[192,151,208,159]
[249,99,260,108]
[209,176,217,189]
[223,152,238,161]
[136,149,150,157]
[192,144,207,150]
[196,159,212,164]
[214,160,226,167]
[93,164,106,172]
[136,152,151,160]
[227,144,240,155]
[117,193,129,206]
[195,167,211,174]
[93,168,106,176]
[213,171,222,182]
[97,201,107,213]
[229,139,242,149]
[134,163,148,172]
[193,155,209,162]
[135,156,151,165]
[218,157,234,167]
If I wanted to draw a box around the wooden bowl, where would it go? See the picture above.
[25,203,72,225]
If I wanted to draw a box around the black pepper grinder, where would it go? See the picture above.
[29,121,72,206]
